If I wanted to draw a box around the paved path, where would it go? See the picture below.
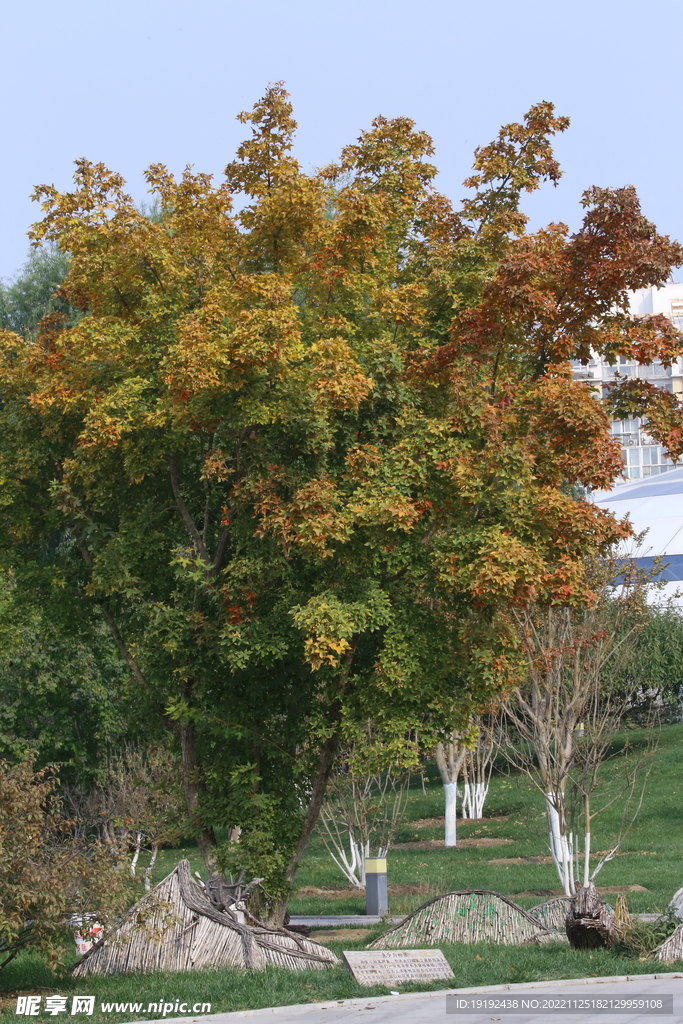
[288,917,404,927]
[130,972,683,1024]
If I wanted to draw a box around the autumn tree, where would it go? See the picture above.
[1,86,682,918]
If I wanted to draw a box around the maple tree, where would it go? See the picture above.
[1,85,682,919]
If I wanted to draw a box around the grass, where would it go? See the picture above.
[290,723,683,918]
[0,724,681,1020]
[0,937,676,1024]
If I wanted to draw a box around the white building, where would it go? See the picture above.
[573,282,683,484]
[592,467,683,602]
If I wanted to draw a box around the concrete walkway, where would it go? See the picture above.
[287,917,404,927]
[129,971,683,1024]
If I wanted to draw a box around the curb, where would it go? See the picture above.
[125,970,683,1023]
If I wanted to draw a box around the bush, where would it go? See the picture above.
[0,759,138,971]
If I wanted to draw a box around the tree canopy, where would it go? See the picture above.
[0,245,74,337]
[1,85,681,916]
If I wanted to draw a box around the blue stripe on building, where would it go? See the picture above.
[622,554,683,582]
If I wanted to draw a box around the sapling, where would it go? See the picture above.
[318,730,414,887]
[501,553,658,895]
[461,717,496,820]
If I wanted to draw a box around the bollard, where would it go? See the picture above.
[365,857,388,915]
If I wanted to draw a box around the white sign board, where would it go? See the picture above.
[342,948,454,987]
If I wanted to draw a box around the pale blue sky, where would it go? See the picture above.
[1,0,681,279]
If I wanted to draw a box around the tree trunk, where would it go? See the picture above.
[179,720,217,873]
[444,782,458,847]
[130,832,142,877]
[583,794,591,887]
[267,728,340,926]
[144,844,158,891]
[545,791,574,897]
[435,737,467,848]
[266,649,355,926]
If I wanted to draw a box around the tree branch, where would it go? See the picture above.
[212,525,230,574]
[169,453,210,564]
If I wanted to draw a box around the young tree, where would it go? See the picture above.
[318,733,412,888]
[88,746,184,889]
[434,715,497,845]
[435,728,470,847]
[461,716,496,820]
[1,86,681,917]
[501,559,657,895]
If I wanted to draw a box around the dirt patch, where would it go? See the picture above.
[0,991,53,1017]
[295,882,433,899]
[311,927,374,943]
[490,850,631,866]
[390,883,434,895]
[393,837,514,850]
[489,855,554,865]
[408,815,510,828]
[512,884,649,898]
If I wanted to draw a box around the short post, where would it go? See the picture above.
[365,857,388,916]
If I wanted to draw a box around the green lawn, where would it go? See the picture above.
[0,724,681,1021]
[0,938,676,1024]
[289,723,683,918]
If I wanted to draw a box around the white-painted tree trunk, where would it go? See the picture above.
[435,736,467,848]
[444,782,458,847]
[144,843,158,891]
[545,793,574,896]
[130,832,142,877]
[323,832,369,888]
[462,781,489,820]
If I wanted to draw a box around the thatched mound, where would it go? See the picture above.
[654,923,683,963]
[73,860,338,976]
[367,890,550,948]
[527,896,571,943]
[528,896,571,932]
